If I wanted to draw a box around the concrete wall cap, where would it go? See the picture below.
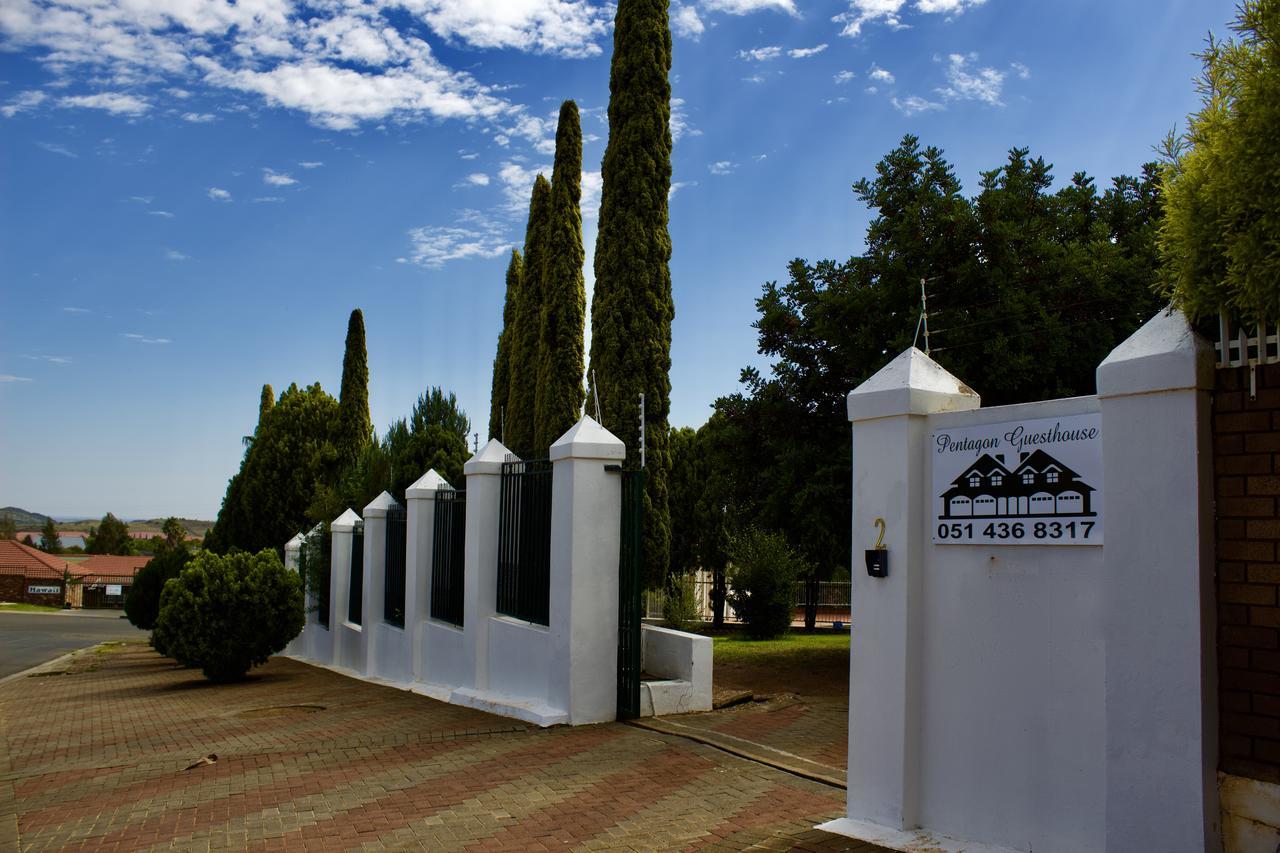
[285,533,305,550]
[363,490,398,518]
[549,415,626,461]
[465,437,513,476]
[331,508,361,531]
[406,468,452,498]
[1097,307,1214,398]
[847,347,980,422]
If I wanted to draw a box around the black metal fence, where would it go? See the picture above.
[384,503,407,628]
[617,468,646,719]
[303,526,332,629]
[644,578,852,628]
[349,521,364,625]
[431,489,466,627]
[497,459,553,625]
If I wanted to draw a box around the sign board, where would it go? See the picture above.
[27,584,60,595]
[932,413,1103,545]
[106,584,123,597]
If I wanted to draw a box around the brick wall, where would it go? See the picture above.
[1217,362,1280,782]
[0,574,66,607]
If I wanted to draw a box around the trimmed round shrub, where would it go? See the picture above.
[124,546,192,631]
[153,549,304,682]
[661,573,702,633]
[726,528,812,640]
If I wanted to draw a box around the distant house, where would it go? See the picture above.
[67,554,150,609]
[0,540,71,606]
[941,449,1097,519]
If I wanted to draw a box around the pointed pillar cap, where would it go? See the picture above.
[550,415,625,461]
[465,437,513,476]
[363,490,398,518]
[285,532,305,550]
[847,347,979,422]
[406,469,452,499]
[1097,306,1213,398]
[331,508,361,532]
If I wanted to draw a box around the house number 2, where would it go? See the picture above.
[873,518,886,549]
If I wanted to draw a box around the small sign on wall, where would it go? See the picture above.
[932,413,1103,545]
[27,584,61,595]
[106,584,123,597]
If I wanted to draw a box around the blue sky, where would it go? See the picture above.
[0,0,1234,520]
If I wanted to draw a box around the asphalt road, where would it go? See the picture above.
[0,610,146,678]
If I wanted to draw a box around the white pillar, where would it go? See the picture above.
[362,491,396,679]
[330,508,362,673]
[283,533,304,657]
[406,469,450,683]
[1097,309,1219,852]
[463,439,511,691]
[549,416,625,725]
[843,349,979,830]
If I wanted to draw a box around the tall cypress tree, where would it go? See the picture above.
[589,0,675,588]
[507,175,552,458]
[489,249,523,442]
[535,100,586,450]
[259,384,274,423]
[338,309,371,456]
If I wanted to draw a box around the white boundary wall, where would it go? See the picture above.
[282,415,708,727]
[821,309,1219,852]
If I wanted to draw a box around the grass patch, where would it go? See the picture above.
[0,602,63,613]
[713,631,849,664]
[712,630,850,699]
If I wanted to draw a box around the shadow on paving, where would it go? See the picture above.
[0,645,885,852]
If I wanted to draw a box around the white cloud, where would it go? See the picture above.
[465,173,490,186]
[703,0,797,14]
[298,161,324,168]
[59,92,150,116]
[834,70,856,84]
[166,88,192,99]
[672,5,705,39]
[404,209,514,268]
[411,1,610,58]
[459,151,479,160]
[868,64,895,84]
[753,153,768,161]
[22,354,71,365]
[128,196,153,204]
[788,44,828,59]
[739,46,782,61]
[936,52,1005,106]
[62,307,90,314]
[35,141,76,158]
[2,90,47,118]
[670,97,700,143]
[122,333,172,344]
[207,187,232,201]
[709,160,736,175]
[0,375,34,383]
[1011,61,1031,80]
[835,0,986,38]
[669,180,697,199]
[743,74,765,84]
[580,169,602,220]
[263,168,297,186]
[165,249,188,261]
[892,94,944,115]
[253,196,285,203]
[181,111,216,123]
[148,210,175,218]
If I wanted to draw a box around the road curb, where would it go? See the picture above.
[0,646,95,688]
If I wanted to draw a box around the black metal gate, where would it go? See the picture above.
[349,521,364,625]
[385,503,407,627]
[431,489,467,626]
[617,468,646,719]
[497,459,553,625]
[304,525,332,629]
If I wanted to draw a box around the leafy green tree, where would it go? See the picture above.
[124,545,191,630]
[489,249,523,442]
[39,517,61,553]
[535,100,587,451]
[726,528,811,640]
[338,309,372,456]
[20,534,35,547]
[161,517,186,551]
[508,176,552,458]
[152,549,304,682]
[589,0,675,590]
[0,515,15,540]
[86,512,134,555]
[386,388,471,499]
[1158,2,1280,322]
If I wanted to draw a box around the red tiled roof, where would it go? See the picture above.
[70,554,149,580]
[0,540,72,580]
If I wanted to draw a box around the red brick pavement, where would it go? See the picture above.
[0,644,884,851]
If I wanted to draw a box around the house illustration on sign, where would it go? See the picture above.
[940,449,1097,519]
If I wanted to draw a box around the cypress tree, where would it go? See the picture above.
[507,175,552,458]
[259,384,274,423]
[588,0,675,588]
[535,100,586,450]
[489,249,523,441]
[338,309,371,456]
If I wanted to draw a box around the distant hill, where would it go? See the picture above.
[0,507,52,528]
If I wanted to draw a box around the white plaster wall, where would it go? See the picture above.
[363,495,413,685]
[641,625,712,715]
[332,524,365,675]
[422,619,470,691]
[283,538,305,658]
[487,616,553,708]
[919,397,1106,852]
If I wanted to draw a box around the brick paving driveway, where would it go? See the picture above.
[0,644,883,852]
